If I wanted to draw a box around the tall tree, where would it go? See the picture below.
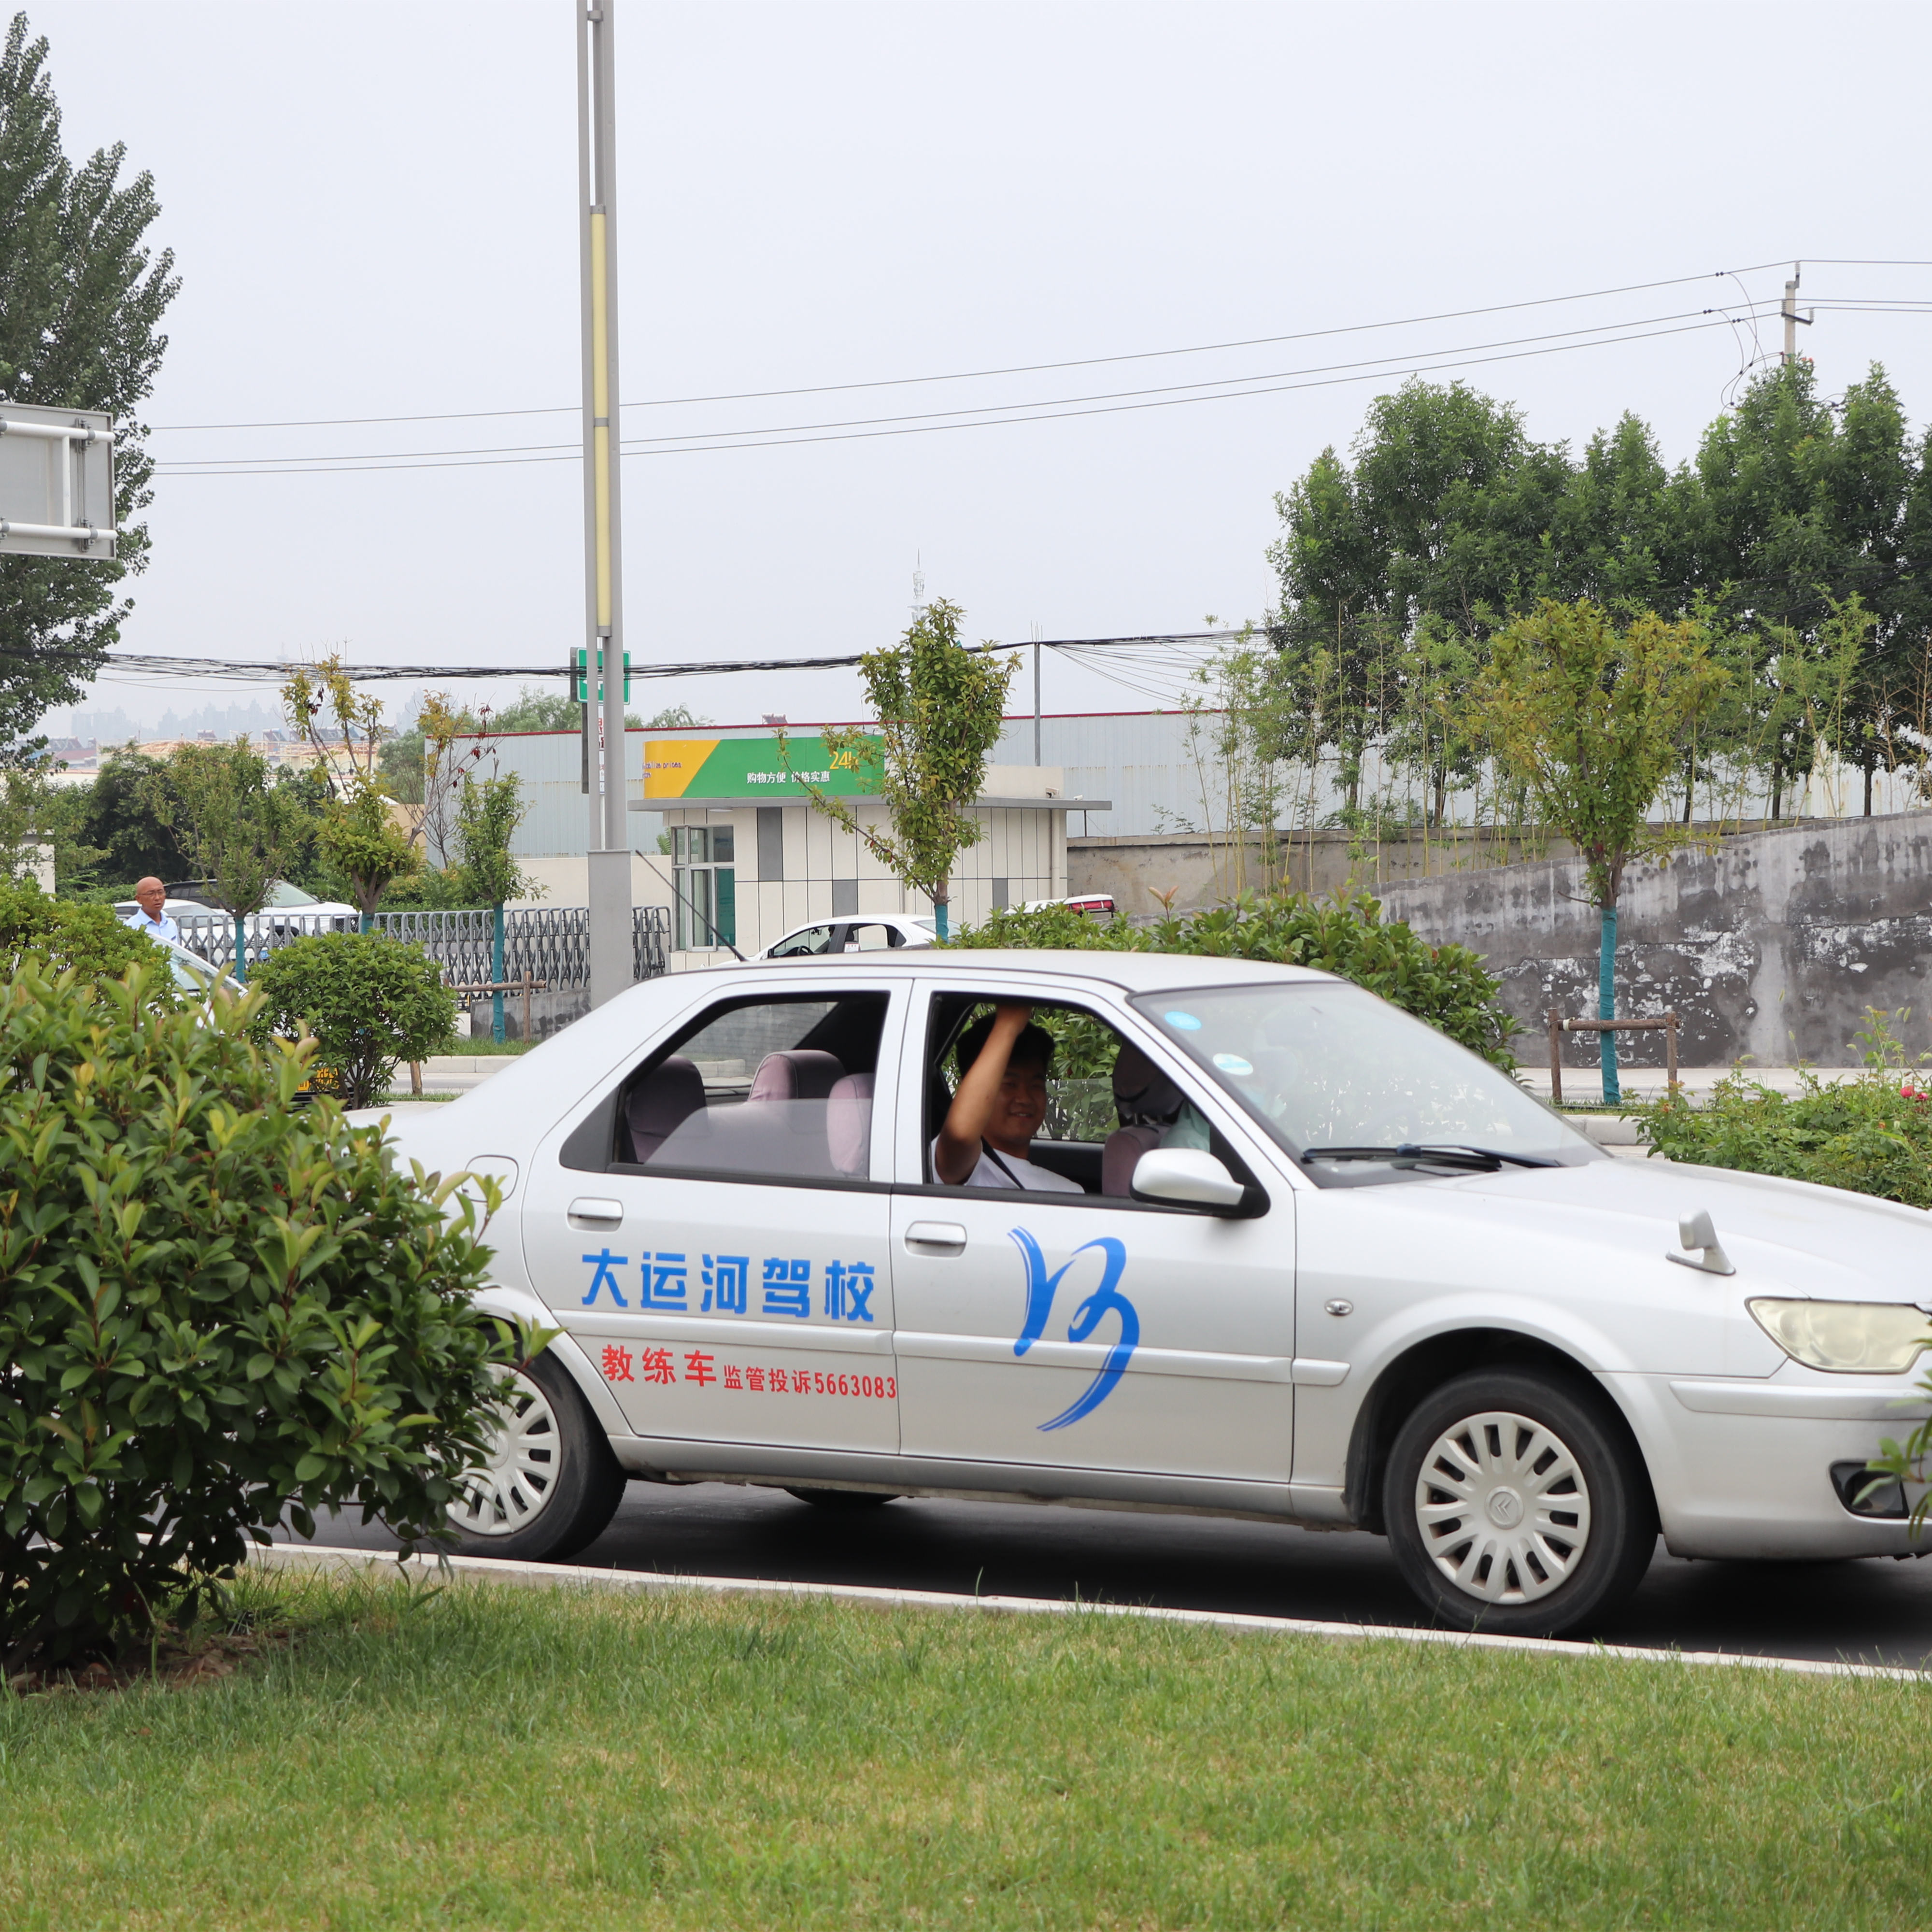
[1472,600,1726,1103]
[1696,362,1917,814]
[454,758,536,1044]
[0,14,178,756]
[144,739,297,981]
[782,598,1017,939]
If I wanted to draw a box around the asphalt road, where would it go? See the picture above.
[284,1479,1932,1671]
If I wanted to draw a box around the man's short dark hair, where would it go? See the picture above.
[956,1011,1055,1077]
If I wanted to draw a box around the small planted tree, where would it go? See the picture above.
[143,738,297,981]
[248,932,458,1108]
[1472,598,1726,1102]
[455,759,538,1043]
[0,959,522,1672]
[784,598,1017,938]
[284,656,420,926]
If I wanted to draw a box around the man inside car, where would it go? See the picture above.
[933,1002,1084,1192]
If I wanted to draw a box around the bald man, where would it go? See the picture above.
[124,877,180,944]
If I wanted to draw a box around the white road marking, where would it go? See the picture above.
[252,1542,1924,1683]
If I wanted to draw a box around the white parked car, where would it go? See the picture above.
[759,913,936,958]
[377,952,1932,1637]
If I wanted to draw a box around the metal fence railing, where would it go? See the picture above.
[172,904,671,991]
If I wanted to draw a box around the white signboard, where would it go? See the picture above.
[0,401,115,559]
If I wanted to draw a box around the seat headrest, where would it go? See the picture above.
[748,1049,845,1104]
[827,1071,874,1176]
[625,1054,705,1160]
[1112,1040,1186,1127]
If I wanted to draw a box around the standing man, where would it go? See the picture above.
[124,877,180,944]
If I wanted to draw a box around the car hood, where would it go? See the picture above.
[1435,1154,1932,1306]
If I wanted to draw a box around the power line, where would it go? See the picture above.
[148,261,1810,434]
[151,312,1760,478]
[152,305,1777,473]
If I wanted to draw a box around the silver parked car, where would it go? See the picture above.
[375,952,1932,1637]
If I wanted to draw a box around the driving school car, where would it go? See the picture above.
[378,951,1932,1638]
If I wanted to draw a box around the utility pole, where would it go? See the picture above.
[1781,264,1813,365]
[578,0,632,1007]
[1032,623,1042,766]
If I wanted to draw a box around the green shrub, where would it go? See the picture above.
[0,878,177,1000]
[952,892,1519,1070]
[1631,1016,1932,1207]
[0,963,522,1670]
[248,932,458,1108]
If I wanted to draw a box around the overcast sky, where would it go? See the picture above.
[32,0,1932,739]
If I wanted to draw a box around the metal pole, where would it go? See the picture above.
[1547,1008,1563,1109]
[1033,630,1041,766]
[579,0,632,1006]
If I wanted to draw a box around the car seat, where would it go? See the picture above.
[1102,1040,1190,1196]
[827,1071,873,1177]
[747,1048,845,1106]
[624,1054,705,1162]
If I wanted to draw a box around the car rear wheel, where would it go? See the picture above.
[784,1487,899,1510]
[1383,1368,1655,1638]
[448,1349,626,1563]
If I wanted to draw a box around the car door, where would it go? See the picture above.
[521,979,904,1455]
[886,978,1295,1488]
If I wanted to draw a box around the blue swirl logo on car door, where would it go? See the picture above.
[1009,1229,1140,1431]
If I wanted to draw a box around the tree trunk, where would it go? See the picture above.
[1598,902,1619,1107]
[233,911,246,984]
[491,903,506,1045]
[932,885,949,941]
[1864,756,1875,817]
[1682,750,1694,824]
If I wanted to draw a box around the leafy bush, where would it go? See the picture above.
[952,893,1519,1069]
[0,963,522,1670]
[248,933,458,1108]
[1631,1016,1932,1207]
[0,877,177,998]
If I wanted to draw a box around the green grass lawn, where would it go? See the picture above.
[4,1568,1931,1930]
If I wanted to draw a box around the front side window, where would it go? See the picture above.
[615,991,887,1182]
[921,993,1236,1201]
[1132,981,1596,1185]
[768,923,834,958]
[672,824,736,951]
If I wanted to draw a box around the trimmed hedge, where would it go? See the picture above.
[949,893,1519,1069]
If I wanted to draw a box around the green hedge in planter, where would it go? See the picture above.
[0,963,521,1670]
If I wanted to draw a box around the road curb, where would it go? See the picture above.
[252,1542,1924,1684]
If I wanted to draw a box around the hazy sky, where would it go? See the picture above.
[32,0,1932,738]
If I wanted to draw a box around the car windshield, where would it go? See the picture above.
[1130,980,1595,1183]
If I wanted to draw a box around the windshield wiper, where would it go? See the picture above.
[1300,1143,1560,1172]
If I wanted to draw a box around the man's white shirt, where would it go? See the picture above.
[930,1136,1084,1193]
[124,908,181,944]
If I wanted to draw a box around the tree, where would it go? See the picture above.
[143,739,298,980]
[783,598,1017,939]
[1695,362,1918,814]
[284,656,419,925]
[486,686,694,733]
[1471,600,1727,1102]
[0,14,179,757]
[76,748,190,886]
[248,932,458,1109]
[454,759,538,1043]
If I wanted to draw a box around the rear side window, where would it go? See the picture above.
[571,992,888,1183]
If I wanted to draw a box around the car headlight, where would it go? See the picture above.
[1747,1298,1932,1374]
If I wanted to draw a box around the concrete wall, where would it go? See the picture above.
[1068,827,1586,913]
[1376,811,1932,1069]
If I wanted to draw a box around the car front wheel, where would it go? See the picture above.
[448,1349,626,1563]
[1383,1368,1655,1638]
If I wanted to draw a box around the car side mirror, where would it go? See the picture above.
[1130,1146,1249,1211]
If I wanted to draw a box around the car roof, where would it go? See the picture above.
[705,948,1334,992]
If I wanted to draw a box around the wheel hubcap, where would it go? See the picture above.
[449,1369,560,1537]
[1414,1409,1592,1604]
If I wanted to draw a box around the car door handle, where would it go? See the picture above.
[568,1197,625,1227]
[905,1220,967,1253]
